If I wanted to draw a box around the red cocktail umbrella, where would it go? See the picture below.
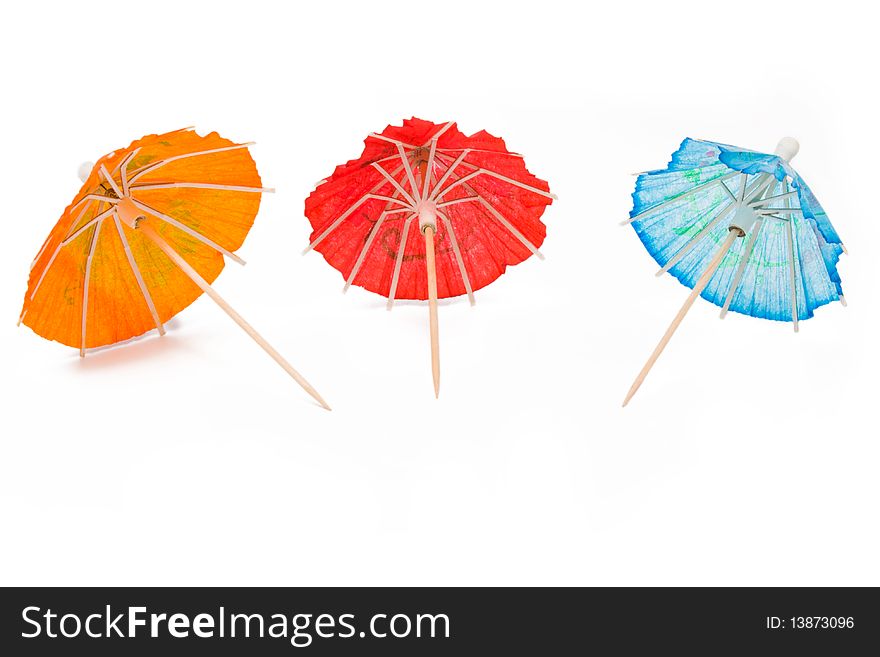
[304,118,555,396]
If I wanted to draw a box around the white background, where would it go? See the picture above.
[1,1,877,586]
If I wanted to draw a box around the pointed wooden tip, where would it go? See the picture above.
[305,387,331,411]
[794,325,799,333]
[840,295,847,307]
[719,309,728,319]
[536,252,546,261]
[841,244,848,255]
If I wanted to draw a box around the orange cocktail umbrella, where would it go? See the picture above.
[20,127,329,410]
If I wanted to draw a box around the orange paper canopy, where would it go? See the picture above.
[21,128,266,352]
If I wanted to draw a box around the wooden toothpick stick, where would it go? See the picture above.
[424,225,441,398]
[138,222,331,410]
[622,229,740,407]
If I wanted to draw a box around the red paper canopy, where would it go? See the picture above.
[305,118,554,303]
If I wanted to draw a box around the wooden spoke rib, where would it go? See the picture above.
[620,171,739,226]
[430,152,544,259]
[437,209,475,306]
[371,163,417,207]
[127,143,255,185]
[387,214,416,310]
[128,198,246,265]
[343,210,392,293]
[130,182,273,193]
[112,213,165,336]
[80,220,104,357]
[720,218,764,318]
[62,207,116,245]
[99,164,123,198]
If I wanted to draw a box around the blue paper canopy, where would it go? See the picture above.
[626,138,845,325]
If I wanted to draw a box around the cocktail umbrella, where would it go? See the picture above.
[622,137,846,406]
[304,118,555,397]
[20,127,330,410]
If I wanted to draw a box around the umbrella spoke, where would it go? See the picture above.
[430,153,544,259]
[304,160,409,252]
[62,207,116,245]
[369,194,411,207]
[425,122,454,143]
[655,201,735,276]
[129,198,246,265]
[428,150,469,201]
[749,190,797,208]
[25,201,107,312]
[397,143,421,203]
[422,138,438,199]
[304,190,414,253]
[431,154,556,202]
[130,182,273,193]
[744,175,776,203]
[369,122,452,151]
[31,198,100,271]
[432,169,481,201]
[437,209,475,306]
[346,157,421,290]
[720,218,764,318]
[758,207,803,216]
[719,180,738,202]
[466,169,556,200]
[436,147,522,157]
[737,173,749,202]
[437,196,480,208]
[112,213,165,336]
[386,214,416,310]
[99,164,123,198]
[371,162,417,207]
[118,148,140,196]
[70,194,118,213]
[29,234,53,273]
[369,133,419,150]
[621,171,740,226]
[128,143,256,185]
[344,210,394,293]
[476,198,544,260]
[656,173,773,277]
[80,219,104,357]
[783,182,800,332]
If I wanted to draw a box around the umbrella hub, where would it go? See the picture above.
[729,204,758,236]
[116,196,146,230]
[417,199,437,234]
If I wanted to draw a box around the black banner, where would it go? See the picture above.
[1,587,877,654]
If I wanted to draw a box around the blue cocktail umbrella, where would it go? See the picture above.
[622,138,846,406]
